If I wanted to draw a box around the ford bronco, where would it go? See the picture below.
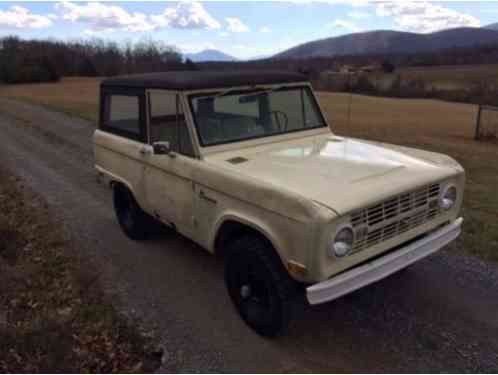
[94,71,464,336]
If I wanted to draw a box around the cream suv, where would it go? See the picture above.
[94,71,464,336]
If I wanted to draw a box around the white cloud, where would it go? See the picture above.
[259,26,272,33]
[326,19,361,32]
[55,1,221,33]
[83,28,109,36]
[55,1,153,32]
[152,1,221,30]
[375,1,480,33]
[348,11,370,19]
[225,17,249,33]
[0,5,53,29]
[286,0,369,7]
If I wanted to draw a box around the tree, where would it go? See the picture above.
[40,56,61,82]
[78,57,98,77]
[381,60,395,73]
[184,58,198,71]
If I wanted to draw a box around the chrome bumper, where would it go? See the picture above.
[307,217,463,305]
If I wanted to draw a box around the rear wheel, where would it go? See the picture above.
[113,184,150,241]
[224,235,298,337]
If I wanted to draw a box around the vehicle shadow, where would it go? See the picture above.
[144,226,498,373]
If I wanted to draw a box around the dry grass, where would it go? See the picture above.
[398,64,498,90]
[317,92,478,139]
[0,77,497,263]
[0,77,480,139]
[0,77,101,123]
[0,168,161,372]
[364,64,498,91]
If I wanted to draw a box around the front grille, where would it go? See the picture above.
[351,183,441,253]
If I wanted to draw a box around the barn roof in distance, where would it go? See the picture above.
[100,70,308,91]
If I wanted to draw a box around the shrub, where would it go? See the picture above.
[352,75,376,94]
[78,57,98,77]
[381,60,395,73]
[0,35,187,84]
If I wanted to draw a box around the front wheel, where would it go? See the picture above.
[224,235,298,337]
[113,184,150,241]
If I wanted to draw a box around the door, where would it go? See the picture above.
[142,90,197,238]
[99,88,149,207]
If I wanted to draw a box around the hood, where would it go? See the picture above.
[205,135,460,215]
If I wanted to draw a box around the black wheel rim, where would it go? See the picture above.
[229,259,276,329]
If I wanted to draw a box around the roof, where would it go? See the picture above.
[100,70,308,91]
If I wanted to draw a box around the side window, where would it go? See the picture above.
[268,88,324,131]
[148,91,195,157]
[102,93,143,141]
[301,89,323,128]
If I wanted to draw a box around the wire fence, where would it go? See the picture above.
[475,105,498,141]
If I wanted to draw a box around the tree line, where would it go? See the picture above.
[200,43,498,107]
[2,34,498,90]
[0,36,198,84]
[200,43,498,77]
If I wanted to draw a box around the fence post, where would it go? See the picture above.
[475,104,482,141]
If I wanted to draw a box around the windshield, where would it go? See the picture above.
[189,86,326,147]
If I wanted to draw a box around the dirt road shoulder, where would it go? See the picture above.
[0,167,162,372]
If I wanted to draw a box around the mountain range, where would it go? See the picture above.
[184,49,237,62]
[275,27,498,59]
[185,25,498,62]
[485,22,498,31]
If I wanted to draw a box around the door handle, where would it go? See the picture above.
[140,146,152,155]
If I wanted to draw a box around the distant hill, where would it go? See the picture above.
[275,27,498,59]
[245,54,271,61]
[184,49,237,62]
[485,22,498,31]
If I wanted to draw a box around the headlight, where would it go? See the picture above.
[330,226,354,258]
[440,185,457,211]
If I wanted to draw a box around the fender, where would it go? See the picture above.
[95,165,150,211]
[211,211,288,266]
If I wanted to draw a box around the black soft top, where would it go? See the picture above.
[100,70,307,91]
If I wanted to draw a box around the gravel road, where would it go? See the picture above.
[1,98,498,372]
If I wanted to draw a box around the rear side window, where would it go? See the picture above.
[109,95,140,134]
[101,91,145,142]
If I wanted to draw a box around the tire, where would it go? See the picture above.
[113,184,150,241]
[224,235,298,337]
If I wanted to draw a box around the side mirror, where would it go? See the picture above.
[153,141,171,155]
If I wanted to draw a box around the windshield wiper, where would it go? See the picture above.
[195,85,283,102]
[194,88,235,101]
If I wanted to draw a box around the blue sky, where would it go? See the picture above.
[1,1,497,59]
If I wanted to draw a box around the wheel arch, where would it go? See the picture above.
[107,174,147,213]
[97,166,136,194]
[109,177,134,194]
[212,215,287,268]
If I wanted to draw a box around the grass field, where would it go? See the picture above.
[398,64,498,90]
[0,77,481,138]
[0,78,100,123]
[0,77,497,263]
[365,64,498,91]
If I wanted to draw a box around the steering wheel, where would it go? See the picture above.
[263,111,289,132]
[220,116,260,136]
